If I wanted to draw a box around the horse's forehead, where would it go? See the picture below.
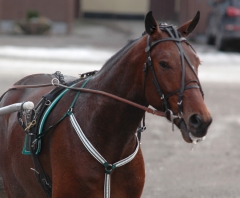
[159,31,199,61]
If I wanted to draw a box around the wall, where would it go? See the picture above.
[81,0,149,19]
[178,0,212,35]
[0,0,75,34]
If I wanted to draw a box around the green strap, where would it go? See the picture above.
[69,77,90,109]
[35,78,91,142]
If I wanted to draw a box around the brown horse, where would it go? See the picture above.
[0,11,212,198]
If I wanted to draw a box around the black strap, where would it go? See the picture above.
[30,146,52,198]
[137,114,146,143]
[146,36,169,111]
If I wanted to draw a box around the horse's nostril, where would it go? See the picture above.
[189,114,203,128]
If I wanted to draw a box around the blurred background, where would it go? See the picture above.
[1,0,210,35]
[1,0,240,197]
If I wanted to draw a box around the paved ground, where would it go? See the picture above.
[1,19,240,198]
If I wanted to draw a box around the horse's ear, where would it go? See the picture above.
[145,11,160,35]
[178,11,200,37]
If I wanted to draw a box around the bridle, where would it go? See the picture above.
[144,24,204,130]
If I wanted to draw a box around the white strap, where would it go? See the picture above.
[69,113,139,198]
[104,173,111,198]
[70,113,106,164]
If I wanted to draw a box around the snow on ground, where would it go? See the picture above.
[0,46,240,83]
[0,46,113,63]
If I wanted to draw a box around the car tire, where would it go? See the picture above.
[215,32,226,51]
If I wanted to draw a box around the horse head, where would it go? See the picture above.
[143,11,212,143]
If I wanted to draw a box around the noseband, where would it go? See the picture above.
[144,24,204,130]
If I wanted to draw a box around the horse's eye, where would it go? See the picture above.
[159,61,170,69]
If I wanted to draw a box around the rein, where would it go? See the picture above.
[5,81,166,117]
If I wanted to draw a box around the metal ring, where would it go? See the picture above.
[45,100,51,106]
[51,78,60,86]
[178,112,183,118]
[105,164,113,174]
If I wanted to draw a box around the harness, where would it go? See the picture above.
[15,25,204,198]
[68,91,140,198]
[17,72,84,197]
[18,75,139,198]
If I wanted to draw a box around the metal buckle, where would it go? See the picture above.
[145,46,150,52]
[177,100,182,105]
[161,94,164,100]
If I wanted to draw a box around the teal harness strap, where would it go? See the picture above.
[31,78,91,154]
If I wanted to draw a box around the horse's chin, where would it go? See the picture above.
[178,120,206,144]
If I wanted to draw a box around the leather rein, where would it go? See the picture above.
[3,80,166,117]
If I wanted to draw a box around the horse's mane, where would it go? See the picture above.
[99,23,177,73]
[100,36,143,73]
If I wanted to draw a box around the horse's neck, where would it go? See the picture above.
[93,44,147,130]
[76,43,147,162]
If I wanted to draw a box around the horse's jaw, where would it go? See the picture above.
[178,120,206,144]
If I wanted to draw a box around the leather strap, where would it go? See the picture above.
[2,82,166,117]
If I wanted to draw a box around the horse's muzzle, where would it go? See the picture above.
[178,115,212,144]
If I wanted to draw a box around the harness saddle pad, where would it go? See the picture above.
[22,87,71,155]
[22,75,78,155]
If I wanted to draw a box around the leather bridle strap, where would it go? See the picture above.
[145,35,190,113]
[145,37,187,52]
[164,27,204,98]
[165,80,201,100]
